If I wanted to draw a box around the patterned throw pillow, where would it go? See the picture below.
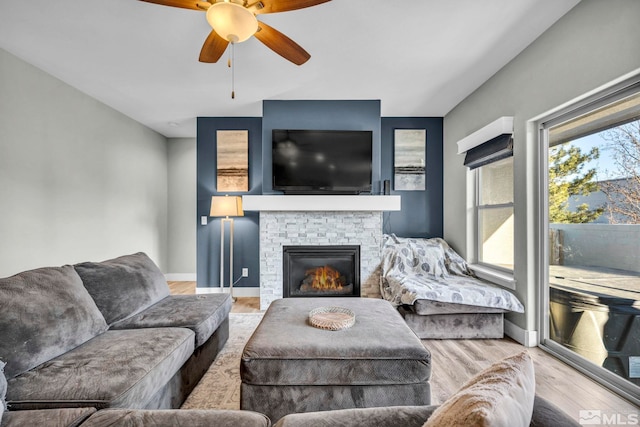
[383,235,449,278]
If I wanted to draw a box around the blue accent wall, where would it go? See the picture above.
[381,117,443,238]
[196,117,262,288]
[262,100,382,193]
[196,105,444,289]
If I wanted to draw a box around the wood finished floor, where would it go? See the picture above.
[168,281,639,418]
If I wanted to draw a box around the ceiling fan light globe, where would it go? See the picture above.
[206,2,258,43]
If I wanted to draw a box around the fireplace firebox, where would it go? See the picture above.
[283,246,360,298]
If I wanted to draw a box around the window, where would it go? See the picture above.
[476,157,514,271]
[540,79,640,405]
[458,117,515,282]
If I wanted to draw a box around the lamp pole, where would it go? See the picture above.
[211,195,242,303]
[220,216,236,302]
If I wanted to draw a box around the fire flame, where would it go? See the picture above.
[305,266,344,290]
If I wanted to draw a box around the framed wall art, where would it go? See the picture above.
[217,130,249,192]
[394,129,426,191]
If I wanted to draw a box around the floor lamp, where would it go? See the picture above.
[210,195,243,302]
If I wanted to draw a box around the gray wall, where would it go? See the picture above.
[0,48,169,277]
[168,137,197,276]
[443,0,640,331]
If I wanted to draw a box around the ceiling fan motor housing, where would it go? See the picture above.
[206,1,258,43]
[141,0,328,64]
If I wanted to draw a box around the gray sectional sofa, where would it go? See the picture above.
[0,252,269,426]
[0,252,583,426]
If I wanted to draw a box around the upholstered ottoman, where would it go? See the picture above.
[240,297,432,421]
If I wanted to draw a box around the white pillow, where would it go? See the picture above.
[424,351,535,427]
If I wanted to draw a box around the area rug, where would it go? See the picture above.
[181,313,263,410]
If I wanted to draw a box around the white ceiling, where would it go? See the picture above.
[0,0,580,138]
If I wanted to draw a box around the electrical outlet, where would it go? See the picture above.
[242,268,249,277]
[200,216,208,225]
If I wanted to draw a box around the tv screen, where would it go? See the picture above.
[272,129,373,195]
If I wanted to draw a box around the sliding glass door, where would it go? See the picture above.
[540,82,640,405]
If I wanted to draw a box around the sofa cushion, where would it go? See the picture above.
[74,253,170,325]
[80,409,271,427]
[110,294,232,348]
[0,266,108,379]
[0,408,96,427]
[412,299,507,315]
[424,351,535,427]
[6,328,194,410]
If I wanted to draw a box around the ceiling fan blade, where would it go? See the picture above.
[255,0,331,14]
[138,0,205,11]
[199,31,229,63]
[255,22,310,65]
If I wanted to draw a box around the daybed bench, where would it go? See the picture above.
[380,234,524,339]
[0,253,231,415]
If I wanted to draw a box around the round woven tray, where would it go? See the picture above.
[308,306,356,331]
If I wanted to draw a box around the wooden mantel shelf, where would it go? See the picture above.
[242,195,401,212]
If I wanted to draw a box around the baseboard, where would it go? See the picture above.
[504,319,538,347]
[196,287,260,297]
[165,273,197,281]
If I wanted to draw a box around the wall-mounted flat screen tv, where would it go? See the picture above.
[272,129,373,195]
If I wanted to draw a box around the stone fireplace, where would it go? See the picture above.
[242,195,401,310]
[283,245,360,298]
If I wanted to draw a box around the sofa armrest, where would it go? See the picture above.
[1,408,96,427]
[273,396,580,427]
[80,409,271,427]
[273,405,438,427]
[531,396,581,427]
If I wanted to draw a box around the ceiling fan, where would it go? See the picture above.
[139,0,331,65]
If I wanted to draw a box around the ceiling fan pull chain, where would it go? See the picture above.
[230,42,235,99]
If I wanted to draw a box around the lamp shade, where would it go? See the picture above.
[210,196,244,217]
[206,2,258,43]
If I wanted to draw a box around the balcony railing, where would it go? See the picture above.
[548,223,640,386]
